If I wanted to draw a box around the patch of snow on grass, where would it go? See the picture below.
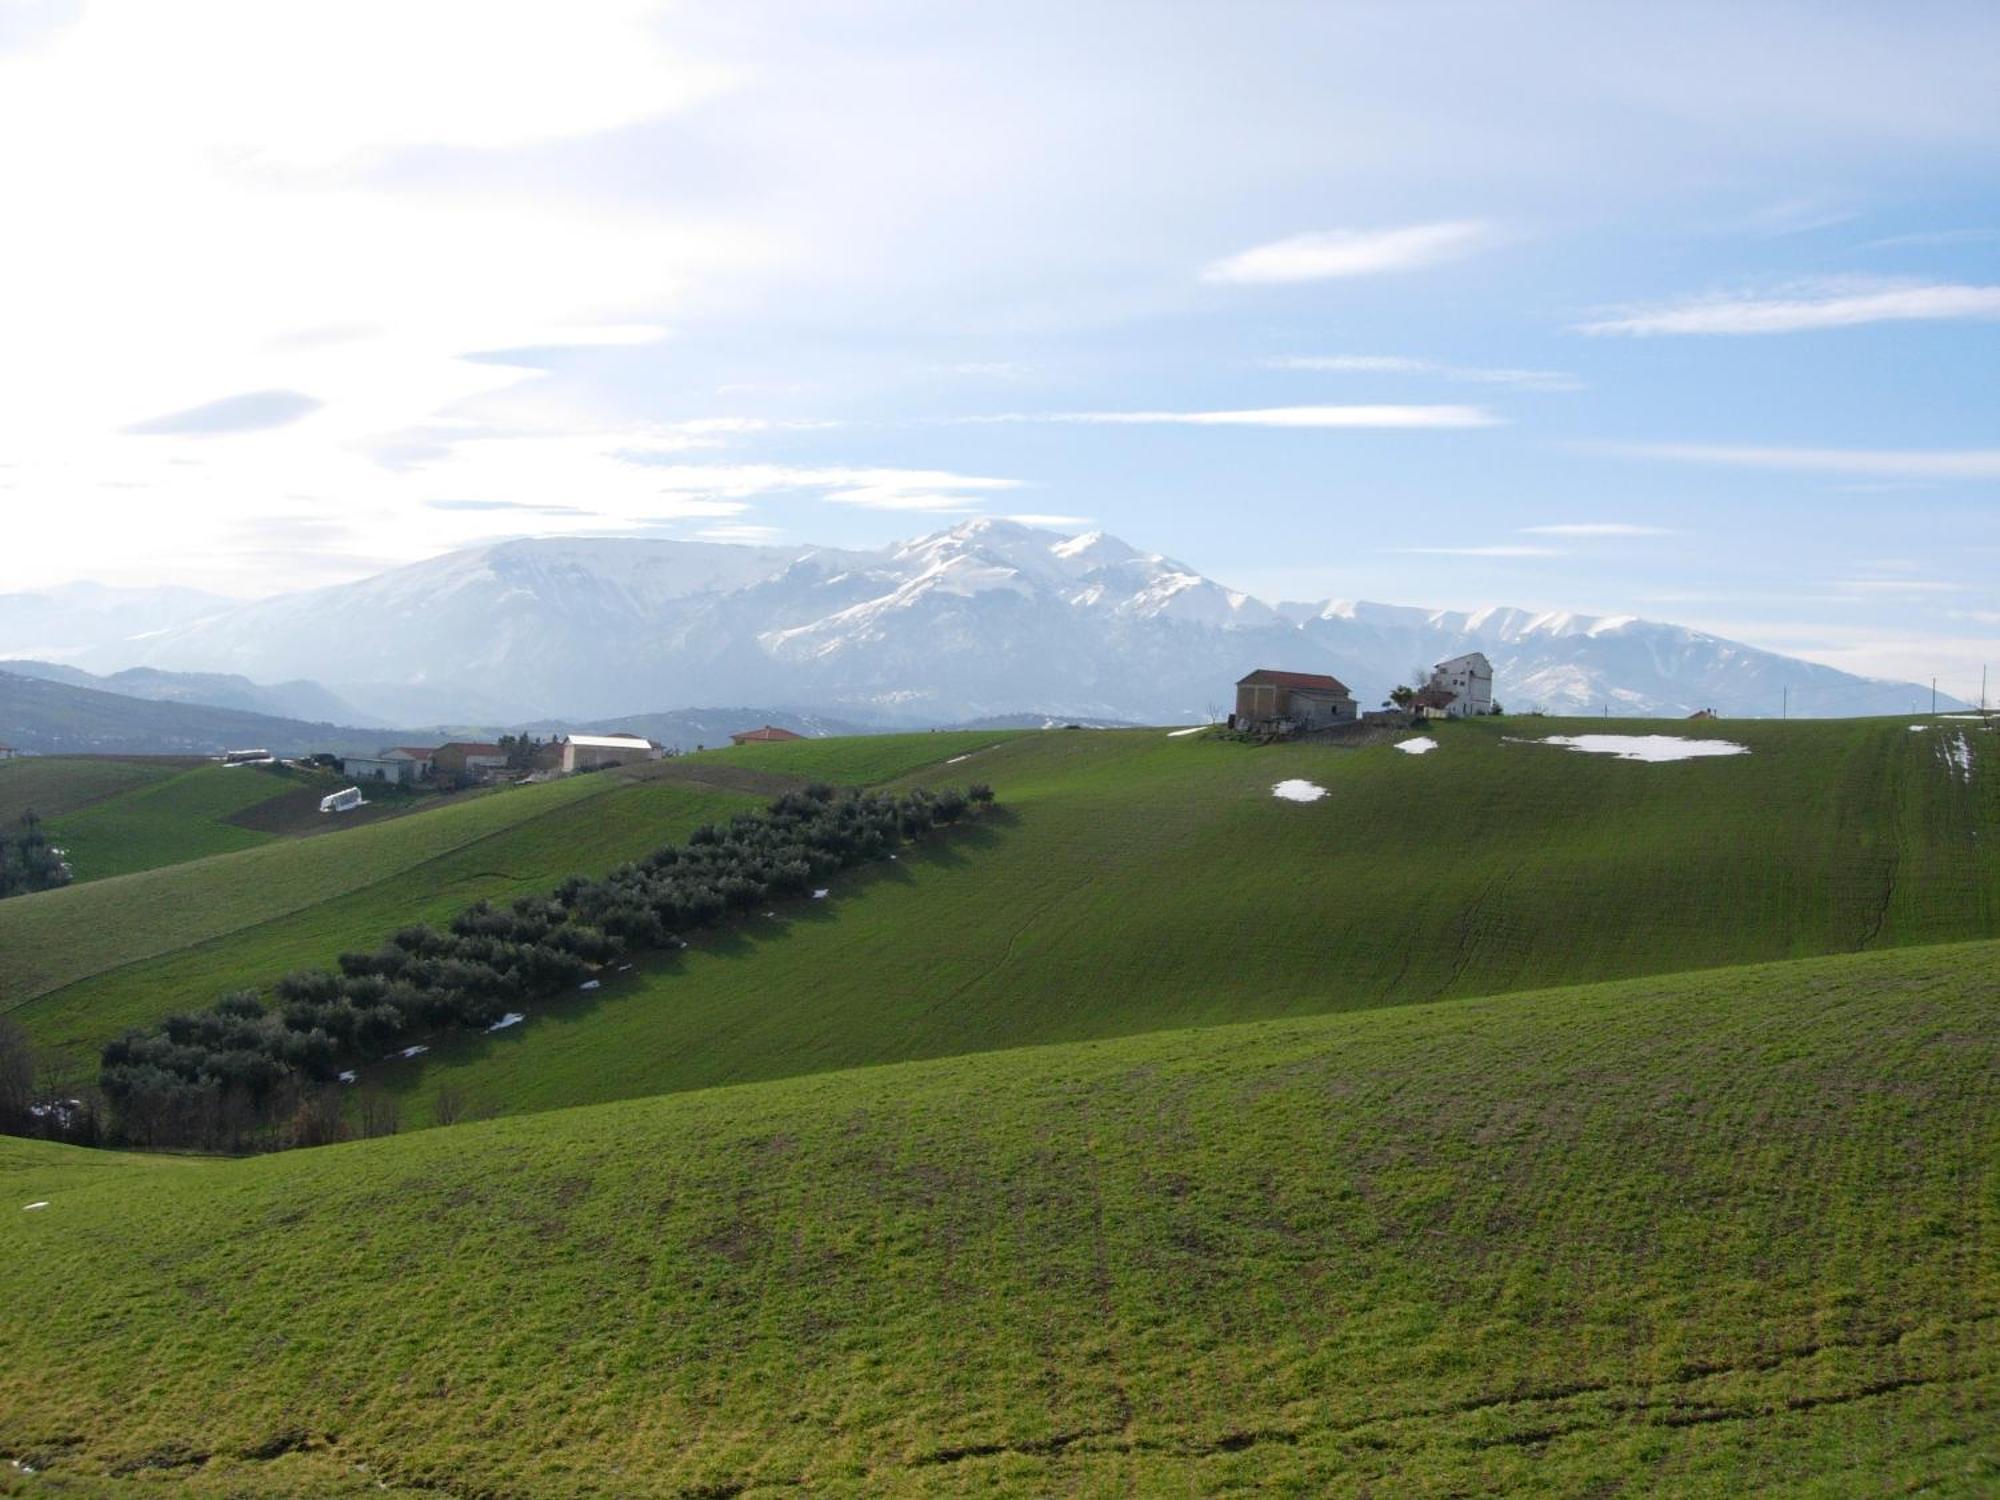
[1396,737,1438,755]
[23,1201,49,1211]
[945,754,972,764]
[812,888,829,899]
[337,1070,357,1084]
[1166,725,1208,737]
[1909,724,1931,731]
[1943,733,1973,783]
[399,1045,428,1059]
[579,979,600,991]
[1272,779,1329,803]
[488,1012,525,1032]
[1520,734,1750,763]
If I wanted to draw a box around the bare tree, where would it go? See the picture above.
[355,1090,401,1139]
[0,1016,35,1132]
[433,1084,467,1126]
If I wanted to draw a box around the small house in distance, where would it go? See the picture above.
[730,725,805,745]
[562,733,657,773]
[0,744,18,760]
[343,746,434,784]
[1230,669,1358,732]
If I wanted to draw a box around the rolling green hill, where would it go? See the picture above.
[2,939,1993,1496]
[7,716,1994,1111]
[2,766,763,1075]
[361,715,1994,1124]
[0,754,194,827]
[43,763,305,881]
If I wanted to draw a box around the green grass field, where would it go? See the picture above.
[2,939,1993,1496]
[4,767,763,1079]
[357,716,1994,1125]
[0,755,192,828]
[41,763,305,880]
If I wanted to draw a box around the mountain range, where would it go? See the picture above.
[1,520,1957,724]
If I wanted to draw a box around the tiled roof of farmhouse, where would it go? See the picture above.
[1236,668,1352,695]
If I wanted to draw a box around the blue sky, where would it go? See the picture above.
[0,0,1995,696]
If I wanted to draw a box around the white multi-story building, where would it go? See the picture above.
[1422,652,1496,717]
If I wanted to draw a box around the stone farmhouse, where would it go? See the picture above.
[1229,669,1359,732]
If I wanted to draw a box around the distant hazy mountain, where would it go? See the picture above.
[69,521,1954,722]
[565,706,886,753]
[0,659,376,726]
[0,581,232,664]
[0,670,394,757]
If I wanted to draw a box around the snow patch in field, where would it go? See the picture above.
[812,888,829,899]
[945,754,971,764]
[22,1202,49,1211]
[1272,779,1329,803]
[337,1070,357,1084]
[579,979,600,991]
[1396,737,1439,756]
[398,1045,428,1059]
[1166,725,1208,738]
[1943,733,1973,782]
[1517,734,1749,763]
[1909,724,1931,731]
[488,1012,525,1032]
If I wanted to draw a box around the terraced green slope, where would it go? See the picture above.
[42,763,305,880]
[3,941,1993,1496]
[377,715,1996,1124]
[0,754,190,827]
[4,768,761,1074]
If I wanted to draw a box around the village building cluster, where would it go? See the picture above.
[1229,651,1497,735]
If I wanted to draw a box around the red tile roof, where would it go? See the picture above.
[731,725,804,743]
[1237,668,1352,695]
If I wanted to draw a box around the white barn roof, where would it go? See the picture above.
[566,734,654,750]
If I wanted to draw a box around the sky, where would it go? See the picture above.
[0,0,1996,700]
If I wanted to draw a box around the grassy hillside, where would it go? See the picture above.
[0,667,389,756]
[0,754,193,827]
[43,763,302,881]
[2,940,1993,1496]
[358,715,1995,1125]
[4,767,762,1075]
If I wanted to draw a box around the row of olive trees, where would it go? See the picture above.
[0,810,72,901]
[98,780,996,1149]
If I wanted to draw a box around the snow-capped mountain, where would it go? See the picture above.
[21,520,1953,723]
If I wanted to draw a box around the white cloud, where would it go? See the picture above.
[1826,579,1966,595]
[1521,523,1674,537]
[1271,355,1581,391]
[1579,281,2000,335]
[1202,221,1492,284]
[1003,513,1094,528]
[1393,545,1564,558]
[1607,443,2000,479]
[1021,405,1501,429]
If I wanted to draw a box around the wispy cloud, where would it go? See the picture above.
[1579,280,2000,335]
[1521,522,1674,537]
[637,463,1024,517]
[1003,512,1094,528]
[123,389,324,435]
[1202,221,1492,284]
[1271,355,1581,392]
[997,405,1500,430]
[1606,443,2000,479]
[424,498,596,516]
[1393,545,1564,558]
[1826,578,1965,595]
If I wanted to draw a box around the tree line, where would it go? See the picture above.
[96,780,997,1150]
[0,810,73,901]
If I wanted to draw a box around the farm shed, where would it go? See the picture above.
[433,742,508,777]
[1230,669,1357,732]
[730,725,805,745]
[562,734,658,773]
